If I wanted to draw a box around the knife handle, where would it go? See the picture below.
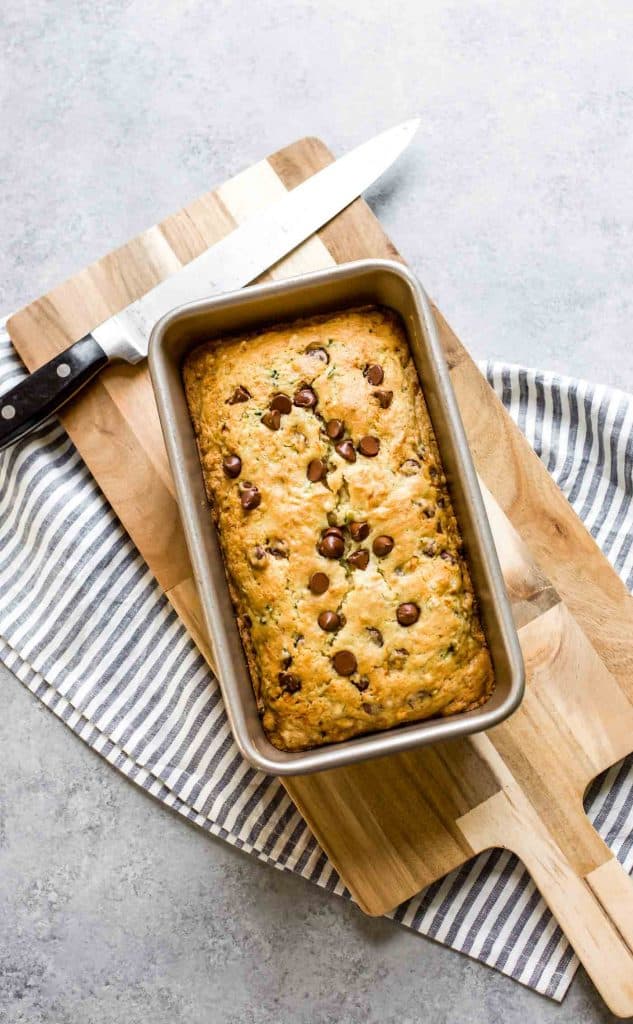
[0,335,108,452]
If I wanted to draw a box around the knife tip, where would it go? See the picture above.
[400,117,421,139]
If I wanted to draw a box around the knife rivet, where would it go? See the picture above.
[56,363,71,379]
[1,404,16,420]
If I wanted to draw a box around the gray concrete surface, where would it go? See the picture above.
[1,1,632,1022]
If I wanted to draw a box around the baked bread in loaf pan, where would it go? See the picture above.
[149,259,523,775]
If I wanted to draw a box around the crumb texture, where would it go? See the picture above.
[184,307,494,750]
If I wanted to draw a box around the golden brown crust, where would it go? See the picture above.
[183,306,494,751]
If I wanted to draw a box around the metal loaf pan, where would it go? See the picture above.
[149,259,524,775]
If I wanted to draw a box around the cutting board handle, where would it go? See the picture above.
[458,785,633,1018]
[585,855,633,955]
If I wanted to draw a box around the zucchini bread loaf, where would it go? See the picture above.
[183,306,494,751]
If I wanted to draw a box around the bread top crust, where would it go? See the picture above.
[184,306,494,751]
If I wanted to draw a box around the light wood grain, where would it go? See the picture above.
[7,137,633,1015]
[587,858,633,955]
[459,750,633,1018]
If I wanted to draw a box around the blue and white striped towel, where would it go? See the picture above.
[1,317,632,1002]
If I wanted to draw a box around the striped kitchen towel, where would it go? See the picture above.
[1,317,632,1002]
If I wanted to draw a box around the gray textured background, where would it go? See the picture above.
[1,1,632,1022]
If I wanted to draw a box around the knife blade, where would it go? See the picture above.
[0,119,419,451]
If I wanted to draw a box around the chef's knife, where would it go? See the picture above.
[0,120,419,451]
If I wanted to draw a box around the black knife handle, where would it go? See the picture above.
[0,334,108,452]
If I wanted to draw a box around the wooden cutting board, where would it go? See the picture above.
[8,138,633,1016]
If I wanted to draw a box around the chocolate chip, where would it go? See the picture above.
[366,627,383,647]
[281,653,293,669]
[440,550,456,563]
[364,363,384,385]
[349,520,369,541]
[358,436,380,458]
[319,533,345,559]
[240,483,261,511]
[305,342,329,364]
[422,541,437,557]
[309,572,329,594]
[270,393,292,414]
[278,672,301,693]
[222,454,242,478]
[347,548,369,570]
[326,419,344,440]
[307,458,327,482]
[247,544,267,569]
[261,409,281,431]
[332,650,357,676]
[353,676,369,691]
[267,539,289,558]
[227,385,250,404]
[372,389,393,409]
[318,610,341,632]
[293,385,318,410]
[387,648,409,670]
[400,459,420,476]
[397,602,420,626]
[323,526,345,540]
[372,534,394,557]
[335,439,356,463]
[429,465,438,479]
